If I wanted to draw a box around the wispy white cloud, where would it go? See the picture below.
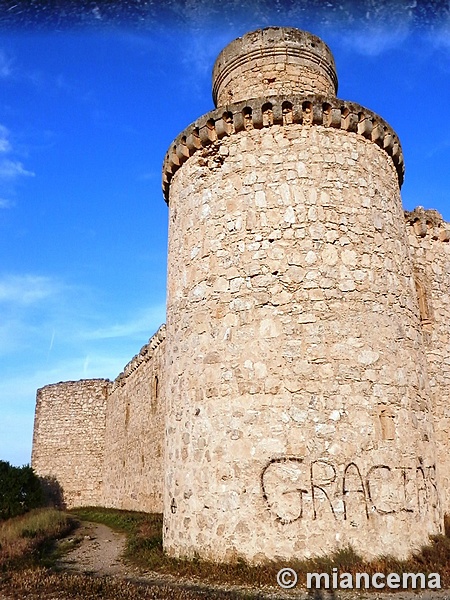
[0,198,12,209]
[425,21,450,72]
[0,274,67,358]
[0,270,164,368]
[0,158,35,179]
[0,124,34,206]
[0,125,12,153]
[342,23,411,56]
[0,274,62,305]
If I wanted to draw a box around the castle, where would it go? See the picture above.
[32,27,450,563]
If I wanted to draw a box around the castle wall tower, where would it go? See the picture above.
[162,27,442,562]
[31,328,167,512]
[405,208,450,514]
[32,379,110,508]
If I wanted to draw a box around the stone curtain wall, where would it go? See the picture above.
[101,326,166,513]
[163,123,442,562]
[31,328,166,513]
[406,208,450,514]
[32,379,110,508]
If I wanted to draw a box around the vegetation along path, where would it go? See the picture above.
[2,509,450,599]
[25,520,450,599]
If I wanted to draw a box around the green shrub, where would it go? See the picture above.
[0,461,44,520]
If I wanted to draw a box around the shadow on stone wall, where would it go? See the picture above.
[39,476,65,509]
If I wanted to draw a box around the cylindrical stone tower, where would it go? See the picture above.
[162,27,442,562]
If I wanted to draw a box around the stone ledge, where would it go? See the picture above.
[405,207,450,241]
[162,94,405,202]
[111,324,166,390]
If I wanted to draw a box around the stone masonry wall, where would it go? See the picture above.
[212,28,337,106]
[101,326,166,513]
[32,379,110,508]
[163,123,442,563]
[406,208,450,514]
[30,26,450,567]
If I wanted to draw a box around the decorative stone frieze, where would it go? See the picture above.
[162,95,404,201]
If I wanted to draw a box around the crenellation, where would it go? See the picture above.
[405,208,450,513]
[405,207,450,241]
[162,95,404,200]
[163,26,442,563]
[32,26,450,564]
[101,328,166,513]
[112,324,166,390]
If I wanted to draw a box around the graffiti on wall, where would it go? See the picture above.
[261,456,439,524]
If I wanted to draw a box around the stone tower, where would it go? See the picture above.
[162,27,442,562]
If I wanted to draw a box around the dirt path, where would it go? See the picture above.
[55,521,289,597]
[54,522,450,599]
[56,521,130,576]
[2,521,450,599]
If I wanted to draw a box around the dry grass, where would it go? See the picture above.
[1,507,449,598]
[72,508,450,590]
[0,508,75,570]
[3,567,256,599]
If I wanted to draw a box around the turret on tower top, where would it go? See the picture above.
[163,26,405,202]
[212,27,338,107]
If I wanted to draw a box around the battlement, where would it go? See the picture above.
[405,207,450,241]
[111,324,166,391]
[212,27,338,106]
[32,26,450,562]
[162,94,404,201]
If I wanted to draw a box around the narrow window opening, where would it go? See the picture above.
[152,374,159,411]
[125,403,130,428]
[243,107,253,130]
[282,101,293,125]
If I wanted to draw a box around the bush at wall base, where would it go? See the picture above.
[0,460,44,520]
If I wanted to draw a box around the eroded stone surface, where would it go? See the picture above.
[212,27,338,106]
[163,124,441,562]
[101,327,166,513]
[32,379,110,508]
[406,208,450,515]
[31,27,450,565]
[32,327,165,512]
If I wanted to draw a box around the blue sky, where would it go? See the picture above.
[0,1,449,466]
